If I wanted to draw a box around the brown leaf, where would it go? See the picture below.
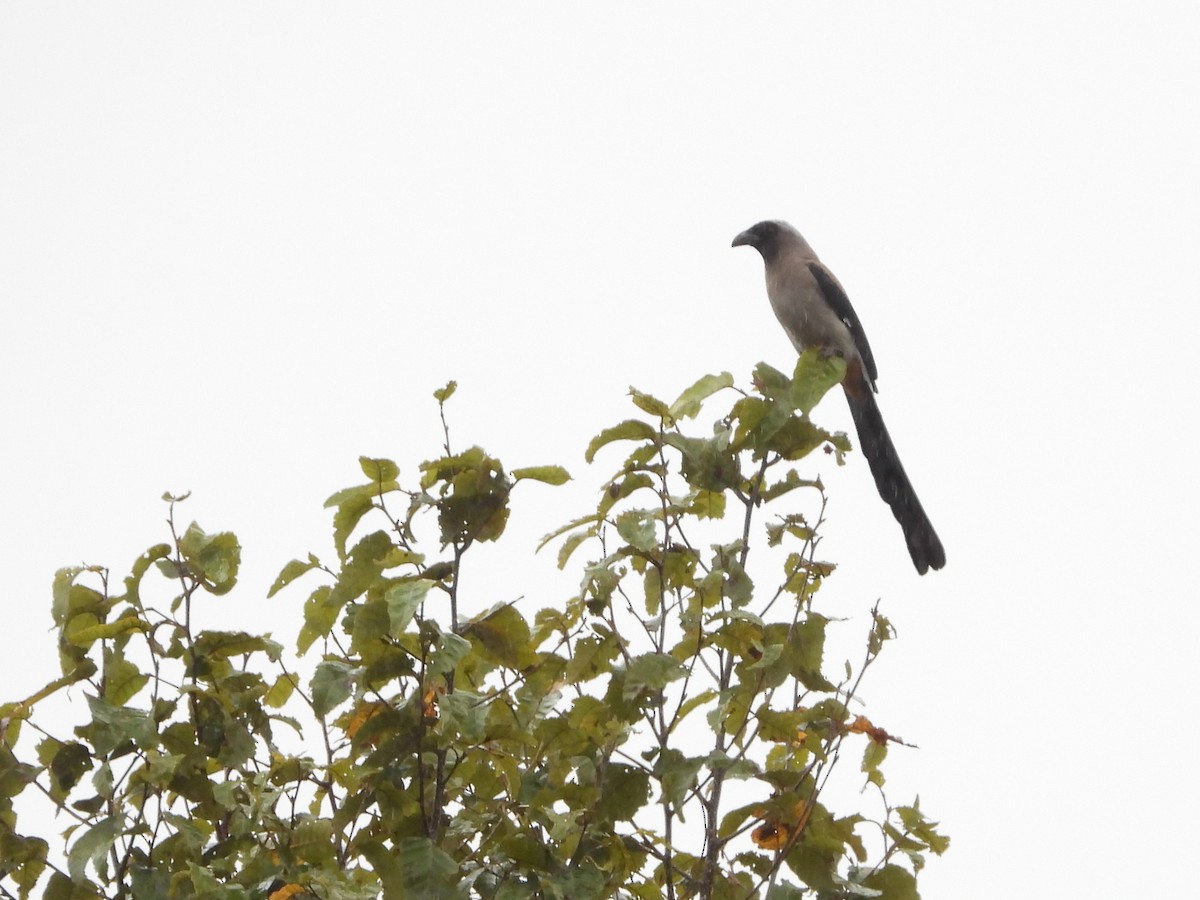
[751,821,791,851]
[345,701,389,742]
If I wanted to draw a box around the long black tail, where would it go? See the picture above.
[845,389,945,574]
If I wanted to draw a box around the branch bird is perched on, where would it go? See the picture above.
[732,220,946,574]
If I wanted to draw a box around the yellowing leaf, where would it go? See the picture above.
[628,387,671,419]
[751,821,791,850]
[346,701,389,741]
[65,618,149,646]
[422,686,441,722]
[359,456,400,483]
[850,714,903,745]
[584,419,657,463]
[668,371,735,420]
[511,465,571,486]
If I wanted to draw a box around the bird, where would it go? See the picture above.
[732,220,945,574]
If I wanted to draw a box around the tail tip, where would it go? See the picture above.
[909,534,946,576]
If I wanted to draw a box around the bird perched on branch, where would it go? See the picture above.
[733,220,945,574]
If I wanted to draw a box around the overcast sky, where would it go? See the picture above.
[3,3,1199,897]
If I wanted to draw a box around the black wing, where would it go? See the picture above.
[807,260,879,390]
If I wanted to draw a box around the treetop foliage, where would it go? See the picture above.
[0,354,947,899]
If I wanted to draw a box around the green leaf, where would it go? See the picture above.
[628,387,671,420]
[717,800,761,839]
[861,864,918,900]
[84,695,155,754]
[672,689,717,729]
[643,565,663,616]
[869,610,896,656]
[265,674,296,708]
[896,801,951,855]
[615,509,658,553]
[624,652,686,699]
[66,815,121,883]
[433,380,458,403]
[268,554,321,597]
[121,544,172,609]
[760,469,822,502]
[385,578,433,635]
[753,362,792,398]
[191,631,282,662]
[65,617,149,647]
[330,491,375,560]
[668,371,735,420]
[721,555,754,607]
[757,617,833,691]
[688,489,727,519]
[310,661,357,717]
[555,529,594,570]
[129,866,170,899]
[438,691,488,742]
[359,456,400,483]
[863,739,888,787]
[498,830,554,871]
[789,614,833,690]
[790,349,847,415]
[765,882,808,900]
[564,634,621,684]
[0,831,48,898]
[103,653,148,706]
[348,600,388,657]
[664,433,741,491]
[48,741,92,800]
[51,567,82,627]
[598,471,656,517]
[584,419,657,462]
[428,632,471,676]
[422,446,512,544]
[537,512,603,553]
[782,806,844,891]
[461,603,532,669]
[298,584,338,654]
[755,707,810,744]
[43,872,84,900]
[394,837,462,897]
[184,864,226,895]
[514,679,563,728]
[544,868,610,900]
[729,395,769,446]
[177,522,241,595]
[595,763,651,824]
[511,465,571,486]
[331,530,395,606]
[290,816,337,867]
[764,417,834,461]
[360,840,405,899]
[656,749,705,812]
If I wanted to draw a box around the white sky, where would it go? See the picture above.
[3,3,1199,897]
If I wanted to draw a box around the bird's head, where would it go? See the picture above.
[731,220,796,261]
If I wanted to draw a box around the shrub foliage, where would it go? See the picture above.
[0,355,947,899]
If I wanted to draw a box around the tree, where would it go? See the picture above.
[0,355,947,899]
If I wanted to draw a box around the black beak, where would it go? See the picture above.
[731,229,755,248]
